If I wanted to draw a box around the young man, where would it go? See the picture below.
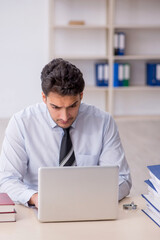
[0,58,132,208]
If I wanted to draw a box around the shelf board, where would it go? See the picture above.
[85,86,160,92]
[114,25,160,29]
[53,55,160,61]
[54,25,109,30]
[114,55,160,60]
[53,55,108,60]
[113,86,160,91]
[85,86,108,91]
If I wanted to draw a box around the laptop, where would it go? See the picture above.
[38,165,119,222]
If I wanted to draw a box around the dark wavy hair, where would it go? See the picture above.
[41,58,85,96]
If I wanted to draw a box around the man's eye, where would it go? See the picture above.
[70,104,77,108]
[52,106,60,109]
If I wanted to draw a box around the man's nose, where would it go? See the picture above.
[60,109,69,121]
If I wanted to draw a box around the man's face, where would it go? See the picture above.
[42,91,83,129]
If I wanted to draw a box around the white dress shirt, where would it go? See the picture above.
[0,102,132,205]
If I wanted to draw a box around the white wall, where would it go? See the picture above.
[0,0,49,118]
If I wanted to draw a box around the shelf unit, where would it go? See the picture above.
[48,0,160,117]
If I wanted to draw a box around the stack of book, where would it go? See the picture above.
[146,63,160,86]
[0,193,16,222]
[114,32,125,56]
[142,165,160,227]
[95,63,109,87]
[113,63,130,87]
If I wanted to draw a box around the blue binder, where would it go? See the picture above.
[113,63,119,87]
[156,64,160,86]
[146,63,157,86]
[118,64,124,87]
[118,32,125,56]
[95,63,108,87]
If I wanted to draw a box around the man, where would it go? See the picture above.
[0,58,132,208]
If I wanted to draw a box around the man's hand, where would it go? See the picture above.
[28,193,38,208]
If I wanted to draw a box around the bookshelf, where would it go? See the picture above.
[48,0,160,116]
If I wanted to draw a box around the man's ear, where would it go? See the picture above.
[80,92,83,101]
[42,92,47,104]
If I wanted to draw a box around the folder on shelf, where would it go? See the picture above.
[123,64,130,86]
[95,63,108,87]
[113,63,119,87]
[118,32,125,56]
[114,33,119,55]
[156,64,160,86]
[113,63,130,87]
[114,32,125,56]
[118,64,123,86]
[104,64,109,86]
[146,63,157,86]
[96,63,103,86]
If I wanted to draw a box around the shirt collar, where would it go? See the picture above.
[71,103,83,129]
[46,106,57,129]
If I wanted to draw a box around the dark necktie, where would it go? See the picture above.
[59,127,75,166]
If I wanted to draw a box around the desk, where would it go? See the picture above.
[0,196,159,240]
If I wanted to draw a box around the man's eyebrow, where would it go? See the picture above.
[50,101,78,108]
[50,103,60,108]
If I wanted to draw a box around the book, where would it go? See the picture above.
[0,193,15,212]
[147,164,160,183]
[0,210,16,222]
[142,165,160,227]
[149,178,160,194]
[142,194,160,212]
[142,205,160,228]
[68,20,85,25]
[145,179,158,195]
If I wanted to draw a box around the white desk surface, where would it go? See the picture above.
[0,196,159,240]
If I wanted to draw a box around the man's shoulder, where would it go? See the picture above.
[80,103,110,119]
[14,102,46,120]
[75,103,115,132]
[9,103,47,127]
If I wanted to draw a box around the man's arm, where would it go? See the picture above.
[99,114,132,200]
[0,116,37,206]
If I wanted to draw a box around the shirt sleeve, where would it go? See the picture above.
[99,114,132,201]
[0,116,37,206]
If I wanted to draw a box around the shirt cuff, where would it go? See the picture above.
[17,189,38,207]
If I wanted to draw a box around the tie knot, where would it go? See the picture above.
[63,127,70,134]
